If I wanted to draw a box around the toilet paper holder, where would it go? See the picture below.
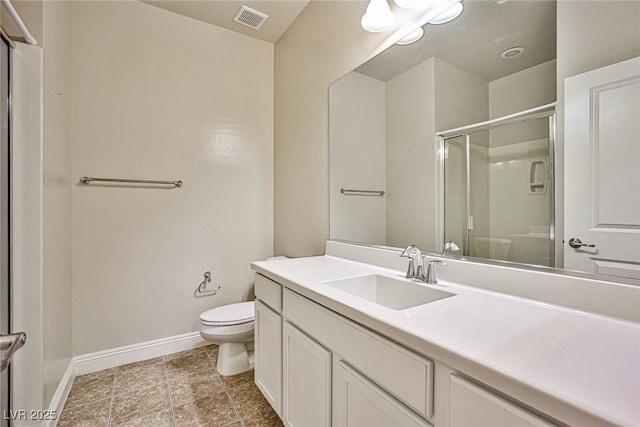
[194,271,220,297]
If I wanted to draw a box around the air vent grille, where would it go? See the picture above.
[233,5,269,30]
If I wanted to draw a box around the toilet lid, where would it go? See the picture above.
[200,301,255,326]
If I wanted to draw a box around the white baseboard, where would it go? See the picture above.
[47,331,206,426]
[46,362,75,427]
[74,331,206,375]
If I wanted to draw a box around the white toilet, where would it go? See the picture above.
[199,301,255,376]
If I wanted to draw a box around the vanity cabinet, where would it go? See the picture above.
[254,272,557,427]
[282,321,332,427]
[448,375,554,427]
[333,360,431,427]
[254,274,283,416]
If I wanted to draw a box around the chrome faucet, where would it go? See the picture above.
[442,241,460,254]
[400,245,424,280]
[401,245,447,284]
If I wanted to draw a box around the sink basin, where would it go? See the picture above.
[322,274,454,310]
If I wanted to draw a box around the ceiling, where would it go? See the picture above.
[356,0,557,82]
[141,0,311,43]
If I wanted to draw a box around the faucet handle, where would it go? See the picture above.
[424,259,446,284]
[404,258,415,279]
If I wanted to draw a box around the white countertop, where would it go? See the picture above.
[252,255,640,427]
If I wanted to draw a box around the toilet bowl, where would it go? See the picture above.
[199,301,255,376]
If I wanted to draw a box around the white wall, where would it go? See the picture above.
[330,72,387,245]
[386,59,436,249]
[71,0,273,355]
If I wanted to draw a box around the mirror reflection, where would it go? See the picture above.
[329,0,640,282]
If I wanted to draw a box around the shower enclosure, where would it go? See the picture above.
[439,104,555,267]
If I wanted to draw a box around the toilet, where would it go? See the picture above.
[474,237,512,261]
[200,301,255,376]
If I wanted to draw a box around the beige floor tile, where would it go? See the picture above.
[57,397,111,427]
[111,383,172,425]
[63,374,115,410]
[165,351,214,381]
[73,368,116,385]
[60,346,281,427]
[227,382,283,427]
[218,369,254,390]
[204,345,219,366]
[115,361,167,394]
[111,409,175,427]
[165,346,208,361]
[117,356,165,374]
[169,369,224,407]
[173,392,239,427]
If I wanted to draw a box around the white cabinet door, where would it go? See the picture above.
[333,360,431,427]
[448,375,555,427]
[255,300,282,416]
[283,321,332,427]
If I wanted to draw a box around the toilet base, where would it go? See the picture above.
[217,342,255,376]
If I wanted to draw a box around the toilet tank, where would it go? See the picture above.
[474,237,512,261]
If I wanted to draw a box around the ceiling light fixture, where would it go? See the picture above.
[361,0,395,32]
[393,0,424,8]
[395,27,425,45]
[501,46,525,58]
[429,1,464,25]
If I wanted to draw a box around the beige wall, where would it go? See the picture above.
[385,59,436,249]
[329,72,387,245]
[0,0,42,44]
[71,0,273,355]
[274,1,432,257]
[42,0,73,406]
[490,59,556,119]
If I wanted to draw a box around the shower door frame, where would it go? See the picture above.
[436,103,556,266]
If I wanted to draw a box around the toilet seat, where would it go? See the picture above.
[200,301,255,326]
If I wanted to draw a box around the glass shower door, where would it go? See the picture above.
[443,110,555,267]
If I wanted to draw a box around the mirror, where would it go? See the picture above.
[329,0,640,284]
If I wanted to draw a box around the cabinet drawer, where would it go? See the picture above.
[283,288,434,419]
[255,273,282,312]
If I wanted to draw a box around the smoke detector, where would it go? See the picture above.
[233,5,269,30]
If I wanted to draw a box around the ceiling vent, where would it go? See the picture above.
[233,5,269,30]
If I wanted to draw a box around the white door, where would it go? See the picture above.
[564,56,640,280]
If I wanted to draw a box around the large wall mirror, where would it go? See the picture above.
[329,0,640,284]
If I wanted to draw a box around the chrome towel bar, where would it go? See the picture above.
[340,188,385,196]
[80,177,183,188]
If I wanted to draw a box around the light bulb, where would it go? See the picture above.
[361,0,395,33]
[429,1,464,25]
[396,27,425,45]
[394,0,424,8]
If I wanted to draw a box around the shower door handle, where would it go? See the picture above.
[568,238,595,249]
[0,332,26,372]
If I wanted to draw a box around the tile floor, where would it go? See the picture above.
[58,344,283,427]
